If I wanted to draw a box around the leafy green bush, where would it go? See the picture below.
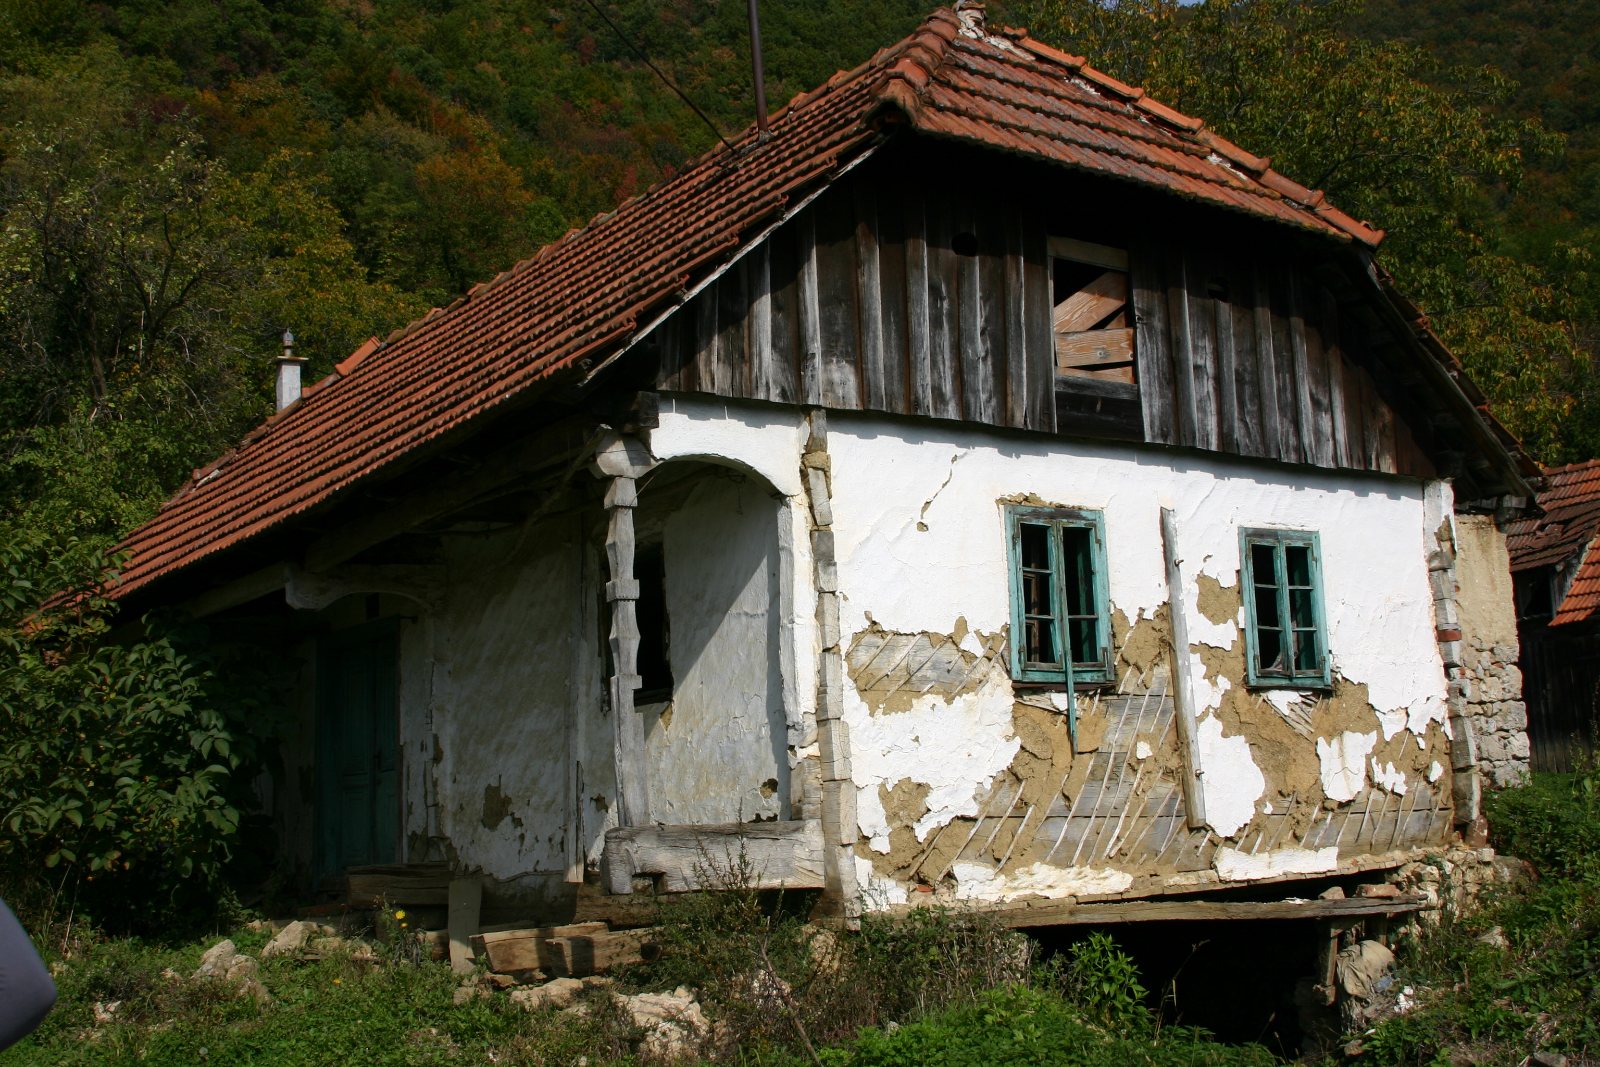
[1363,771,1600,1063]
[815,985,1278,1067]
[0,531,245,927]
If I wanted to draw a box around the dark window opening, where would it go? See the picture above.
[1049,238,1133,385]
[952,231,979,257]
[1242,530,1329,687]
[1008,506,1112,686]
[635,543,673,702]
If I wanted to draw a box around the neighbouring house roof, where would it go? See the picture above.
[1507,459,1600,625]
[108,5,1515,602]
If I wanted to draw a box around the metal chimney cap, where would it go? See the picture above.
[282,328,295,347]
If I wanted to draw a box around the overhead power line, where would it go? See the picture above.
[575,0,736,154]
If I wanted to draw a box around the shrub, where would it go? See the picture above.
[0,530,247,929]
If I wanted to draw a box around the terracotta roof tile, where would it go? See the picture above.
[109,8,1394,600]
[1507,459,1600,625]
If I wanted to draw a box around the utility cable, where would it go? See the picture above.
[575,0,736,153]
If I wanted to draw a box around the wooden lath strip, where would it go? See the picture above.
[1053,269,1128,332]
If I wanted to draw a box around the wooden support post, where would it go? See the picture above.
[447,877,482,975]
[592,433,658,829]
[1160,507,1207,829]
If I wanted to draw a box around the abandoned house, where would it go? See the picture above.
[1507,461,1600,772]
[107,6,1538,926]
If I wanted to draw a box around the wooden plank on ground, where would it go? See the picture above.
[544,927,664,978]
[474,921,608,974]
[601,820,826,895]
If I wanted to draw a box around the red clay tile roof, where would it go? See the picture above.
[1507,459,1600,625]
[110,7,1397,601]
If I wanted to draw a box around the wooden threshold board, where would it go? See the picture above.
[987,895,1426,928]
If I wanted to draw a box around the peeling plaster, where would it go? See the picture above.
[1371,759,1408,795]
[950,861,1134,902]
[1195,712,1265,837]
[1213,845,1339,881]
[1318,731,1378,803]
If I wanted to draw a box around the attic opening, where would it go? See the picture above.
[1050,237,1133,385]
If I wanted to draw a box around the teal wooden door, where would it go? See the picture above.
[316,622,400,878]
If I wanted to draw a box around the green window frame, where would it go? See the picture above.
[1240,528,1330,688]
[1006,505,1113,689]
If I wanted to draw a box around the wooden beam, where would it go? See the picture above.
[473,921,608,974]
[447,877,482,975]
[1048,237,1129,272]
[179,562,286,618]
[1053,270,1127,332]
[303,421,598,573]
[1160,507,1208,830]
[600,820,826,895]
[1056,328,1134,374]
[989,894,1426,929]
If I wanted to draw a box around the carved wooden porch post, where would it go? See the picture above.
[591,433,658,827]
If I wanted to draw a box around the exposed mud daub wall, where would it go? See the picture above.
[826,416,1460,908]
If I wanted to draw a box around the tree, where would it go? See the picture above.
[1003,0,1595,464]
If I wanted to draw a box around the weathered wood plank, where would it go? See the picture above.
[904,189,934,416]
[544,928,663,978]
[694,272,721,396]
[1288,270,1331,466]
[1054,269,1128,332]
[1048,236,1128,271]
[346,863,452,907]
[1165,246,1199,446]
[927,200,961,419]
[1249,264,1280,458]
[1321,287,1352,467]
[1004,206,1030,428]
[978,214,1008,425]
[474,921,608,974]
[989,894,1426,929]
[1272,269,1306,463]
[747,243,775,403]
[601,820,826,894]
[1214,265,1241,454]
[855,182,887,411]
[1160,508,1207,829]
[797,211,823,406]
[816,194,862,408]
[1022,219,1054,432]
[956,204,996,424]
[1057,328,1134,374]
[766,225,799,404]
[876,186,910,415]
[714,249,750,398]
[1130,240,1174,444]
[1185,253,1219,451]
[1055,379,1142,441]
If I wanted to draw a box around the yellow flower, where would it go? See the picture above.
[393,909,406,921]
[400,922,409,929]
[332,978,342,985]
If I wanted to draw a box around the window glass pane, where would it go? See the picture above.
[1256,624,1284,674]
[1025,613,1059,665]
[1021,522,1051,570]
[1061,526,1094,617]
[1253,580,1281,631]
[1250,543,1278,588]
[1293,629,1320,672]
[1288,587,1315,630]
[1285,544,1313,587]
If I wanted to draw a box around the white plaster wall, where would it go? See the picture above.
[643,472,788,822]
[418,516,605,882]
[824,415,1450,858]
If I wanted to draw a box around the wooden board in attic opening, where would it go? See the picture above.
[1052,237,1134,385]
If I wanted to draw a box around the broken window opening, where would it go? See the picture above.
[1049,237,1133,386]
[634,542,673,703]
[1006,505,1113,688]
[1240,528,1330,688]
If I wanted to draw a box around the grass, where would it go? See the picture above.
[1359,766,1600,1066]
[8,768,1594,1066]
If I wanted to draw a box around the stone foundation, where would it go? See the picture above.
[1384,845,1533,939]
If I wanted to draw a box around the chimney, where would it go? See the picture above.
[276,328,305,411]
[748,0,769,135]
[954,0,986,37]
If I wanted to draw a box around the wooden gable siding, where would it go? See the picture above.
[654,145,1432,480]
[1131,239,1434,478]
[654,168,1056,433]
